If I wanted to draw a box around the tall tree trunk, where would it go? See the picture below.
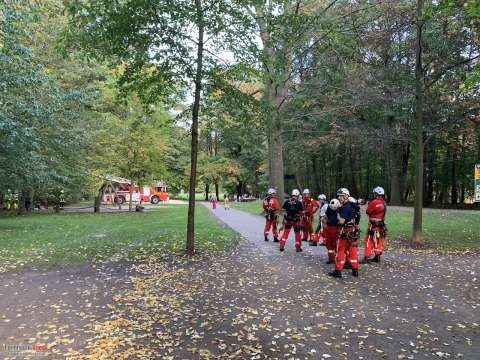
[26,188,34,212]
[266,91,286,198]
[256,6,287,199]
[412,0,425,245]
[451,147,458,205]
[366,154,371,200]
[236,181,243,202]
[94,184,107,213]
[205,183,209,201]
[349,145,358,196]
[215,182,219,200]
[18,189,27,214]
[312,156,320,195]
[424,140,435,206]
[390,139,408,205]
[186,0,204,256]
[128,184,133,212]
[401,142,410,203]
[335,142,344,189]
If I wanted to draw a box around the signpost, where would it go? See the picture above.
[475,163,480,202]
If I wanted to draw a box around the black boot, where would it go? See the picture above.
[296,247,302,253]
[309,241,318,246]
[302,238,307,242]
[273,237,279,243]
[279,246,285,252]
[352,269,359,277]
[344,262,352,269]
[325,259,334,264]
[328,269,342,278]
[372,255,381,263]
[264,235,269,242]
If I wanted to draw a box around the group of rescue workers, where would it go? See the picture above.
[262,186,387,278]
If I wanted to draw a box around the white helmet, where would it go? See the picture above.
[329,198,341,210]
[292,189,300,197]
[268,188,276,195]
[373,186,385,196]
[318,194,327,201]
[337,187,350,197]
[348,196,357,203]
[303,188,310,195]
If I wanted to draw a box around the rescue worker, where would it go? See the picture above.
[324,198,341,263]
[349,196,361,225]
[301,189,320,243]
[211,194,217,210]
[329,188,360,278]
[279,189,304,252]
[310,194,328,246]
[343,196,361,269]
[362,186,387,263]
[262,188,280,242]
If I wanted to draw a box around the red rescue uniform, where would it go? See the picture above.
[301,197,320,241]
[280,197,304,250]
[324,206,339,262]
[363,197,386,259]
[335,202,359,271]
[262,195,280,239]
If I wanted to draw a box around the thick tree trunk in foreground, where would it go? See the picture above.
[256,6,287,199]
[186,0,204,256]
[94,184,108,213]
[266,91,286,199]
[451,147,458,205]
[205,183,209,201]
[128,184,133,212]
[412,0,425,245]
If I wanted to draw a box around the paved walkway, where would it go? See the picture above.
[0,205,478,359]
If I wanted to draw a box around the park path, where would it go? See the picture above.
[0,205,478,359]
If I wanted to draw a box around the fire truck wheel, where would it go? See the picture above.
[151,196,160,204]
[114,196,125,204]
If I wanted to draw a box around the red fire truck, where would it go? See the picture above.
[102,176,169,205]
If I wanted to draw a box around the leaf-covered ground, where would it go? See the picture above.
[0,206,479,359]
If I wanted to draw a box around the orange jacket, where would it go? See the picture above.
[302,197,320,215]
[262,196,280,212]
[366,197,386,220]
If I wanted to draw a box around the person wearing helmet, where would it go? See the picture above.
[329,188,359,278]
[348,196,361,225]
[262,188,281,242]
[311,194,328,246]
[342,196,361,270]
[279,189,304,252]
[300,189,320,244]
[362,186,387,263]
[323,198,341,263]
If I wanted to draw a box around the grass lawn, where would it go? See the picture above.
[0,205,237,272]
[230,200,479,250]
[173,193,206,201]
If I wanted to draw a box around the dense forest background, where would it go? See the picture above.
[1,0,479,211]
